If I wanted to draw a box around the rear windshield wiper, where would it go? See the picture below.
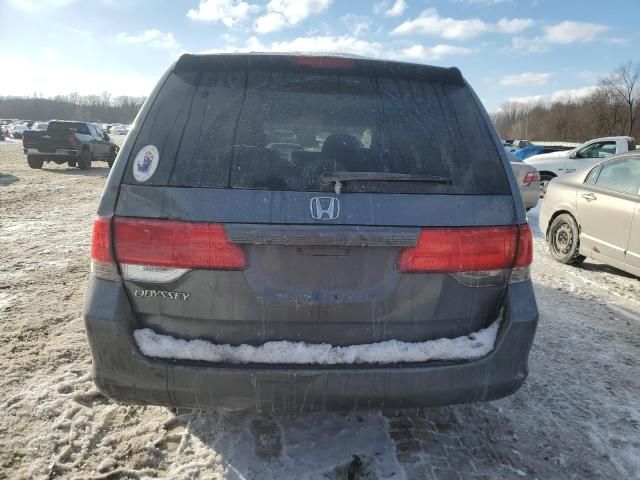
[319,171,452,187]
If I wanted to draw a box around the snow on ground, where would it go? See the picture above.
[134,319,499,365]
[0,142,639,479]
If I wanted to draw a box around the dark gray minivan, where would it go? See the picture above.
[83,53,538,412]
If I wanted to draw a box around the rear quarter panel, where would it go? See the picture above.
[539,178,579,237]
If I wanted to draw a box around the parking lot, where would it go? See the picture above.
[0,140,639,479]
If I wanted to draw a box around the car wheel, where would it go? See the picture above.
[548,213,586,265]
[27,155,43,169]
[78,149,92,170]
[68,160,77,167]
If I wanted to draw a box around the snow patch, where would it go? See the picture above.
[0,292,16,312]
[133,320,500,365]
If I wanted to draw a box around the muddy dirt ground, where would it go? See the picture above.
[1,139,639,479]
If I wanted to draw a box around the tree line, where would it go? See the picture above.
[492,62,640,143]
[0,93,145,124]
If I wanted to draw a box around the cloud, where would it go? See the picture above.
[509,35,547,53]
[373,0,402,16]
[116,30,180,50]
[454,0,507,4]
[340,14,372,36]
[506,85,600,106]
[42,48,62,61]
[496,18,535,34]
[392,8,489,40]
[187,0,260,28]
[398,44,472,61]
[550,85,599,102]
[8,0,74,11]
[253,12,288,33]
[391,8,533,40]
[203,35,471,63]
[543,21,609,44]
[506,95,547,106]
[268,35,383,58]
[499,72,550,87]
[0,54,157,97]
[508,20,609,54]
[381,0,407,17]
[254,0,332,33]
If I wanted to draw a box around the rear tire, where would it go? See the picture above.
[548,213,586,265]
[27,155,43,169]
[68,160,77,167]
[78,150,92,170]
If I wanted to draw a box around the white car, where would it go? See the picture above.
[8,123,29,139]
[31,122,49,131]
[111,125,129,135]
[524,136,636,187]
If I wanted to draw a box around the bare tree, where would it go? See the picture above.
[600,61,640,136]
[492,60,640,143]
[0,93,144,123]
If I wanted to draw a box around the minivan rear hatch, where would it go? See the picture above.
[112,54,522,348]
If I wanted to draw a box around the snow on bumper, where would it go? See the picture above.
[133,320,500,365]
[84,277,538,411]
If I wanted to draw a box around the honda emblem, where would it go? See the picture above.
[310,197,340,220]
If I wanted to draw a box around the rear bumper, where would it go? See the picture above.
[24,148,79,156]
[521,185,539,210]
[83,278,538,412]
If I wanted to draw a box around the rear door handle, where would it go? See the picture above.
[581,193,597,202]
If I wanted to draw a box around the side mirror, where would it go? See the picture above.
[569,152,577,159]
[103,133,110,141]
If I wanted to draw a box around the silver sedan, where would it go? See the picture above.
[507,150,540,210]
[539,152,640,277]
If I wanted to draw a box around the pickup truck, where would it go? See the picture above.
[22,120,118,170]
[524,136,636,187]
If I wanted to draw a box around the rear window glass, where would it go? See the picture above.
[594,158,640,195]
[48,122,90,135]
[124,69,509,194]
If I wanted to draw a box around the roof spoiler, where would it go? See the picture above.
[173,53,465,86]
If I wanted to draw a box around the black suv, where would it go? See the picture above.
[83,53,538,412]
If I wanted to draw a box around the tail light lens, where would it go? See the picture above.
[114,218,246,278]
[90,217,247,283]
[91,216,119,281]
[514,224,533,267]
[68,134,77,146]
[522,171,540,186]
[398,225,532,284]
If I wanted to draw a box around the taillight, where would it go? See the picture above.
[113,218,246,282]
[91,216,119,281]
[522,171,540,186]
[68,134,77,146]
[514,224,533,267]
[398,225,532,285]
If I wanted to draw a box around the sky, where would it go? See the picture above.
[0,0,637,112]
